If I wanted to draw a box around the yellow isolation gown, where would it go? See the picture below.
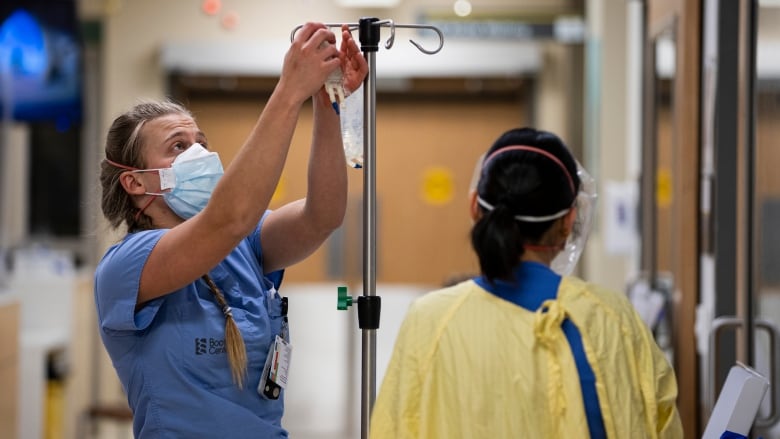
[370,276,683,439]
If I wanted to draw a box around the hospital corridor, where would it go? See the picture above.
[0,0,779,438]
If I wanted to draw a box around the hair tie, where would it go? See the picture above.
[222,305,233,318]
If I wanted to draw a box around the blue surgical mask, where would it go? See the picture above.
[151,143,224,219]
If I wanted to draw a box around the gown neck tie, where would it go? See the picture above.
[534,299,568,423]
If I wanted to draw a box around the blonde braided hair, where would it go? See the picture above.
[202,274,248,387]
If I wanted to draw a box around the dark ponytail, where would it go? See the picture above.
[471,204,524,282]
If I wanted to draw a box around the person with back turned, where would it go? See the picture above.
[370,127,683,438]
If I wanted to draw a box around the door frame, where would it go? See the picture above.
[700,0,772,435]
[643,0,702,436]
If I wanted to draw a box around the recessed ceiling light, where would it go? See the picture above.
[454,0,472,17]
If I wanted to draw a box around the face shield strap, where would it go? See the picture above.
[476,196,571,223]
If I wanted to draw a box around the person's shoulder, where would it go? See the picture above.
[562,277,662,349]
[97,229,167,268]
[560,275,634,312]
[399,281,479,352]
[409,280,477,317]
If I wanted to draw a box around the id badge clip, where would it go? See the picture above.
[258,297,291,400]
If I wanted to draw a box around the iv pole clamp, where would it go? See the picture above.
[292,18,443,439]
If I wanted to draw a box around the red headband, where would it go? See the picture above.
[482,145,576,194]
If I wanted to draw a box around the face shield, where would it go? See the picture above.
[550,161,598,276]
[469,152,486,194]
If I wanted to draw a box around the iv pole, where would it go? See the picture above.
[292,18,443,439]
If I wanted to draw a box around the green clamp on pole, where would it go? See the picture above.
[337,286,353,310]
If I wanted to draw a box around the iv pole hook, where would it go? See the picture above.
[289,21,444,55]
[385,22,444,55]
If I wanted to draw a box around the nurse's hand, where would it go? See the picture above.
[340,24,368,93]
[280,22,341,104]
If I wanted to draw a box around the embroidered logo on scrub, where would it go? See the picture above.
[195,338,226,355]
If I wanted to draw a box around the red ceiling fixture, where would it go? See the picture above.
[201,0,221,16]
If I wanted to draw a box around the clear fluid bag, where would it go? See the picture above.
[340,84,364,168]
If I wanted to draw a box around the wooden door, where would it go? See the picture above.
[181,82,527,287]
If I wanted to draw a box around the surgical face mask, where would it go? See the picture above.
[550,162,597,276]
[106,143,224,220]
[155,143,224,219]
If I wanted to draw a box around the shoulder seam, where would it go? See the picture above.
[417,283,475,378]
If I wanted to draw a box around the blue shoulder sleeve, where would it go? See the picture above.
[252,210,284,290]
[94,229,166,333]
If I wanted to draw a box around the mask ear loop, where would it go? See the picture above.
[104,158,161,222]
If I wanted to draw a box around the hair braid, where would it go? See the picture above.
[202,274,248,387]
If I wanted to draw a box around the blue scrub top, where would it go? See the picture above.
[94,213,287,438]
[475,261,607,439]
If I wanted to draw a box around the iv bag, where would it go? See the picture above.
[340,85,364,168]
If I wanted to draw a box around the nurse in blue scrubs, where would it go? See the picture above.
[94,23,367,438]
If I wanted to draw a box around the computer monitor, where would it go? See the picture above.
[0,0,81,124]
